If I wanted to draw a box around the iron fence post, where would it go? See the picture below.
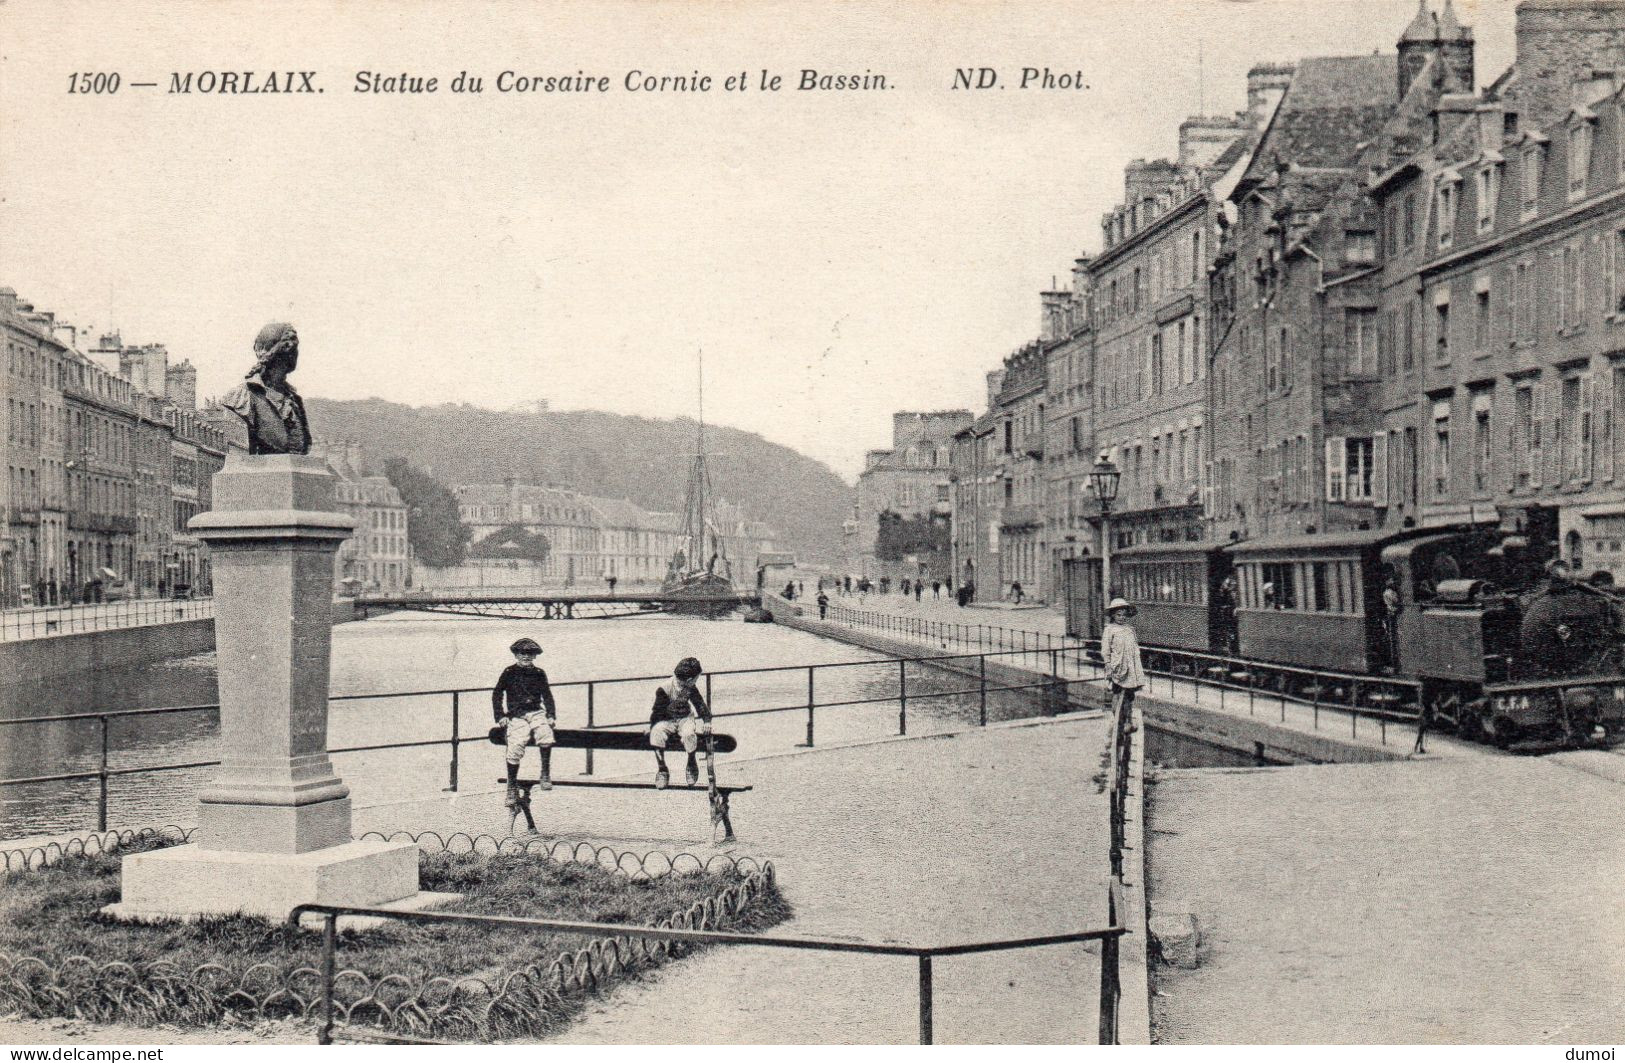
[447,692,461,792]
[898,659,908,736]
[1099,931,1120,1045]
[804,666,816,747]
[97,715,109,832]
[319,912,337,1045]
[979,655,988,726]
[1351,680,1360,739]
[918,953,934,1045]
[585,683,596,776]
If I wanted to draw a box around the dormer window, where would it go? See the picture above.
[1476,166,1500,234]
[1568,115,1594,201]
[1521,142,1544,221]
[1436,172,1460,249]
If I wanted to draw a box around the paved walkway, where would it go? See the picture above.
[1146,753,1625,1043]
[1,715,1114,1046]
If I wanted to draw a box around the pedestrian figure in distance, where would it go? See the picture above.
[1103,598,1146,719]
[914,580,923,602]
[901,577,911,597]
[1011,580,1024,605]
[798,580,805,598]
[494,637,557,808]
[844,575,852,594]
[1382,578,1402,673]
[817,589,829,619]
[932,580,941,599]
[1412,699,1432,755]
[648,657,712,789]
[782,580,795,600]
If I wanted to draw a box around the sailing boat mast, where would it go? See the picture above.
[696,351,706,568]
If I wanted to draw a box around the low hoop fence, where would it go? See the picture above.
[287,901,1125,1045]
[0,828,781,1042]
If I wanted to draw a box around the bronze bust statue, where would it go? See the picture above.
[221,322,311,455]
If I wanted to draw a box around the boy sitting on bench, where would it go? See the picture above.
[649,656,712,789]
[495,636,557,809]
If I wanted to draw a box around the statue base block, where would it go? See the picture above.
[106,838,422,922]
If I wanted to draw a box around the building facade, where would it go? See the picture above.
[852,410,971,584]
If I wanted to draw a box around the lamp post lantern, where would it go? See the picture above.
[1089,454,1121,616]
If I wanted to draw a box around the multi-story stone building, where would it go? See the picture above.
[1089,99,1265,553]
[1043,259,1096,597]
[950,402,1002,600]
[311,440,411,593]
[442,479,774,589]
[991,343,1050,600]
[1366,0,1625,580]
[1208,45,1425,544]
[852,410,971,584]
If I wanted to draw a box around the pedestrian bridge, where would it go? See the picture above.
[354,588,760,620]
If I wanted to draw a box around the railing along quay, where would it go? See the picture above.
[0,645,1109,833]
[821,603,1425,744]
[286,903,1126,1045]
[0,597,213,641]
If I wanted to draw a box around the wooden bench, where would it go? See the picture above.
[490,725,746,841]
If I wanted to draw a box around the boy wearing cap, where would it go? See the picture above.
[649,656,712,789]
[1103,599,1147,718]
[494,637,557,808]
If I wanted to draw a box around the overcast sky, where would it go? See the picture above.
[1,0,1518,480]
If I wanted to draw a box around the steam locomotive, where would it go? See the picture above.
[1066,526,1625,748]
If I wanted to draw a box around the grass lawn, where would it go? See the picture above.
[0,836,788,1041]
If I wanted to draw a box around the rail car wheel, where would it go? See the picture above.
[1484,712,1518,749]
[1455,697,1489,740]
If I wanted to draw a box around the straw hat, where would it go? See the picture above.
[1106,597,1135,616]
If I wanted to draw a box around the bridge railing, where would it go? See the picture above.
[0,644,1109,834]
[0,597,214,641]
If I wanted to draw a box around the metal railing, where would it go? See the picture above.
[0,597,214,641]
[1099,678,1138,1044]
[821,602,1428,744]
[285,903,1126,1045]
[0,645,1111,833]
[823,603,1081,670]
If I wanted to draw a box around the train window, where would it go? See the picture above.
[1312,563,1331,611]
[1260,561,1298,609]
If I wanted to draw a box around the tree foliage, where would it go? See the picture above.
[306,398,850,565]
[382,457,473,567]
[875,510,950,564]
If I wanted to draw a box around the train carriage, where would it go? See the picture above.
[1226,529,1391,675]
[1108,543,1233,654]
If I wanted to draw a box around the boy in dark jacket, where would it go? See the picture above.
[649,656,712,788]
[494,637,557,807]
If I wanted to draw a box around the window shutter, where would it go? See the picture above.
[1505,263,1518,348]
[1373,431,1389,506]
[1600,233,1614,321]
[1580,372,1595,481]
[1326,436,1345,501]
[1531,381,1545,488]
[1600,367,1616,482]
[1508,390,1520,492]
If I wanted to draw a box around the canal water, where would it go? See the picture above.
[0,612,1062,838]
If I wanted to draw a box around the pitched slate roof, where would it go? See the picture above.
[1241,54,1398,190]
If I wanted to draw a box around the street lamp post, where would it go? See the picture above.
[1089,455,1121,618]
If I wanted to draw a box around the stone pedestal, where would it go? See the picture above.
[112,453,423,920]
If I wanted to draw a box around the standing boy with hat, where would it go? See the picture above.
[1103,598,1147,717]
[494,636,557,808]
[649,656,713,788]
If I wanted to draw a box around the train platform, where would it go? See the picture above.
[1147,750,1625,1043]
